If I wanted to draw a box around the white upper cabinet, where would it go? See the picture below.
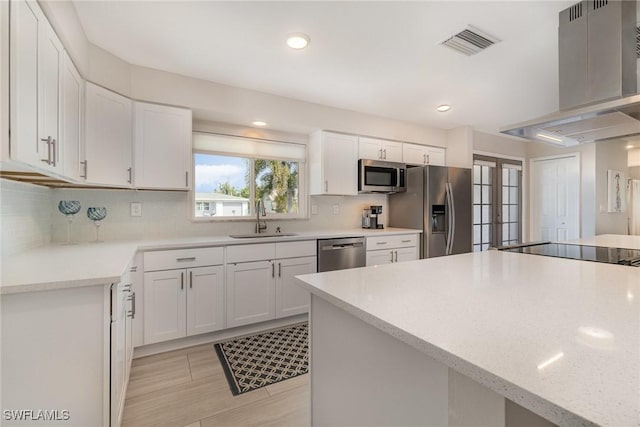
[134,102,192,190]
[84,82,133,187]
[10,0,63,173]
[61,51,83,181]
[403,143,446,166]
[359,136,403,162]
[309,131,358,196]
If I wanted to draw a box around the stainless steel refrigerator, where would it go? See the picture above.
[389,165,472,258]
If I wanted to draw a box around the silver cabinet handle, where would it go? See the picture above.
[122,284,132,292]
[127,292,136,319]
[176,257,196,262]
[51,139,57,166]
[426,154,430,164]
[129,266,137,273]
[278,262,281,277]
[127,167,132,184]
[378,149,383,159]
[423,153,426,164]
[376,241,387,245]
[384,149,387,160]
[180,272,184,290]
[189,270,193,289]
[185,171,189,187]
[324,180,328,192]
[40,137,52,164]
[401,240,411,243]
[394,250,398,262]
[271,262,275,278]
[390,251,394,262]
[80,160,88,179]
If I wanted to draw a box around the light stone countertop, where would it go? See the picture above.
[295,250,640,427]
[0,228,420,295]
[564,233,640,250]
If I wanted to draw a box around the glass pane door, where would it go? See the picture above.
[473,155,523,250]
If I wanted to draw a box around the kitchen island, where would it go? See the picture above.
[295,250,639,426]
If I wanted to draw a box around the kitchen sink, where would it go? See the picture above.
[229,233,298,238]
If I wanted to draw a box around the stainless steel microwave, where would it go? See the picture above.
[358,159,407,193]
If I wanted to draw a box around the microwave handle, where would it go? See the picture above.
[396,168,401,188]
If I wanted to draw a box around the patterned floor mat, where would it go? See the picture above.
[214,322,308,395]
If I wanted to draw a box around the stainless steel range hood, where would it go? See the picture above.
[501,0,639,146]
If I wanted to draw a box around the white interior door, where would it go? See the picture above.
[531,155,580,242]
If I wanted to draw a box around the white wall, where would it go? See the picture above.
[595,140,630,234]
[446,126,473,168]
[0,180,52,257]
[1,0,9,161]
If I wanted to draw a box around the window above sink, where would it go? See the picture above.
[191,132,307,221]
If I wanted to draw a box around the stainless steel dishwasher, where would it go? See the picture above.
[317,237,366,272]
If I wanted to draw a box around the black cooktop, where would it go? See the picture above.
[500,242,640,267]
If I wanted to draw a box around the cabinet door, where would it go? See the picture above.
[366,249,394,267]
[426,147,446,166]
[395,247,419,263]
[143,270,186,344]
[358,136,382,160]
[382,140,403,162]
[186,265,225,336]
[61,51,83,181]
[226,261,275,328]
[84,82,132,187]
[275,256,315,318]
[134,102,192,189]
[110,283,128,427]
[403,143,429,166]
[9,0,41,166]
[37,16,63,173]
[323,132,358,195]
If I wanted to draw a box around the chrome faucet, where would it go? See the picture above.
[255,199,267,234]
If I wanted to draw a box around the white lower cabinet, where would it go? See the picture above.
[365,234,420,266]
[143,269,186,344]
[144,265,224,345]
[276,256,315,318]
[226,261,276,328]
[187,265,225,336]
[226,241,316,328]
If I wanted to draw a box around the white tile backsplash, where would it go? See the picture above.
[50,188,388,243]
[1,179,53,256]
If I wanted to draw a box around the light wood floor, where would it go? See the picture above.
[122,343,310,427]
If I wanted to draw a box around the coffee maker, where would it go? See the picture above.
[362,205,384,229]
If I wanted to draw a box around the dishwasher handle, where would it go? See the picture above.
[322,242,364,250]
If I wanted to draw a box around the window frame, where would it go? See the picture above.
[190,146,308,222]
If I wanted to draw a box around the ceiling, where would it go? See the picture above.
[73,1,575,134]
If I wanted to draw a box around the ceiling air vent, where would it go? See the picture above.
[440,25,500,56]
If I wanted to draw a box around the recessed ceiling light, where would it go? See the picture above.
[286,33,310,50]
[436,104,451,112]
[252,121,267,127]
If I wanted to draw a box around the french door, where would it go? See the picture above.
[473,155,523,251]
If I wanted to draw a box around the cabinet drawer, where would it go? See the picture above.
[276,240,316,259]
[226,243,276,264]
[144,247,224,271]
[366,234,418,250]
